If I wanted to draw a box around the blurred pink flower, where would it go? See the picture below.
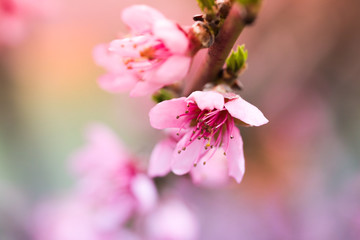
[70,124,158,220]
[33,195,141,240]
[149,91,268,183]
[0,0,43,47]
[143,198,199,240]
[1,0,26,46]
[34,124,158,240]
[94,5,191,97]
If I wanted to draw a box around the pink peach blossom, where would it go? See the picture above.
[70,124,157,223]
[149,91,268,183]
[33,124,158,240]
[94,5,191,97]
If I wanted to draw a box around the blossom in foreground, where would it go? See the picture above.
[94,5,191,97]
[149,91,268,183]
[33,124,158,240]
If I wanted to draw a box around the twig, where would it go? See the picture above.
[184,2,246,95]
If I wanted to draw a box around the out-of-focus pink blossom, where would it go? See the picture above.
[70,124,157,220]
[33,194,142,240]
[94,5,191,97]
[143,198,199,240]
[33,124,158,240]
[0,0,44,47]
[1,0,27,46]
[149,91,268,183]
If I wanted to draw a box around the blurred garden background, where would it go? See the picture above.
[1,0,360,239]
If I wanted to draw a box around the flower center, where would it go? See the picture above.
[118,37,171,73]
[176,102,235,165]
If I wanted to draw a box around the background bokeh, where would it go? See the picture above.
[1,0,360,239]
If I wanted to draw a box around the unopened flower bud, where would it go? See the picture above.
[191,21,214,48]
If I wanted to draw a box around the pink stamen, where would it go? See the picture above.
[214,113,228,129]
[175,101,236,162]
[177,104,236,162]
[223,118,235,154]
[176,118,192,136]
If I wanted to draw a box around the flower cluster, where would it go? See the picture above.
[31,2,268,239]
[93,3,269,185]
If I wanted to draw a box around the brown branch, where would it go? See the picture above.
[184,2,246,95]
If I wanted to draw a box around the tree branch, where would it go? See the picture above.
[184,2,246,95]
